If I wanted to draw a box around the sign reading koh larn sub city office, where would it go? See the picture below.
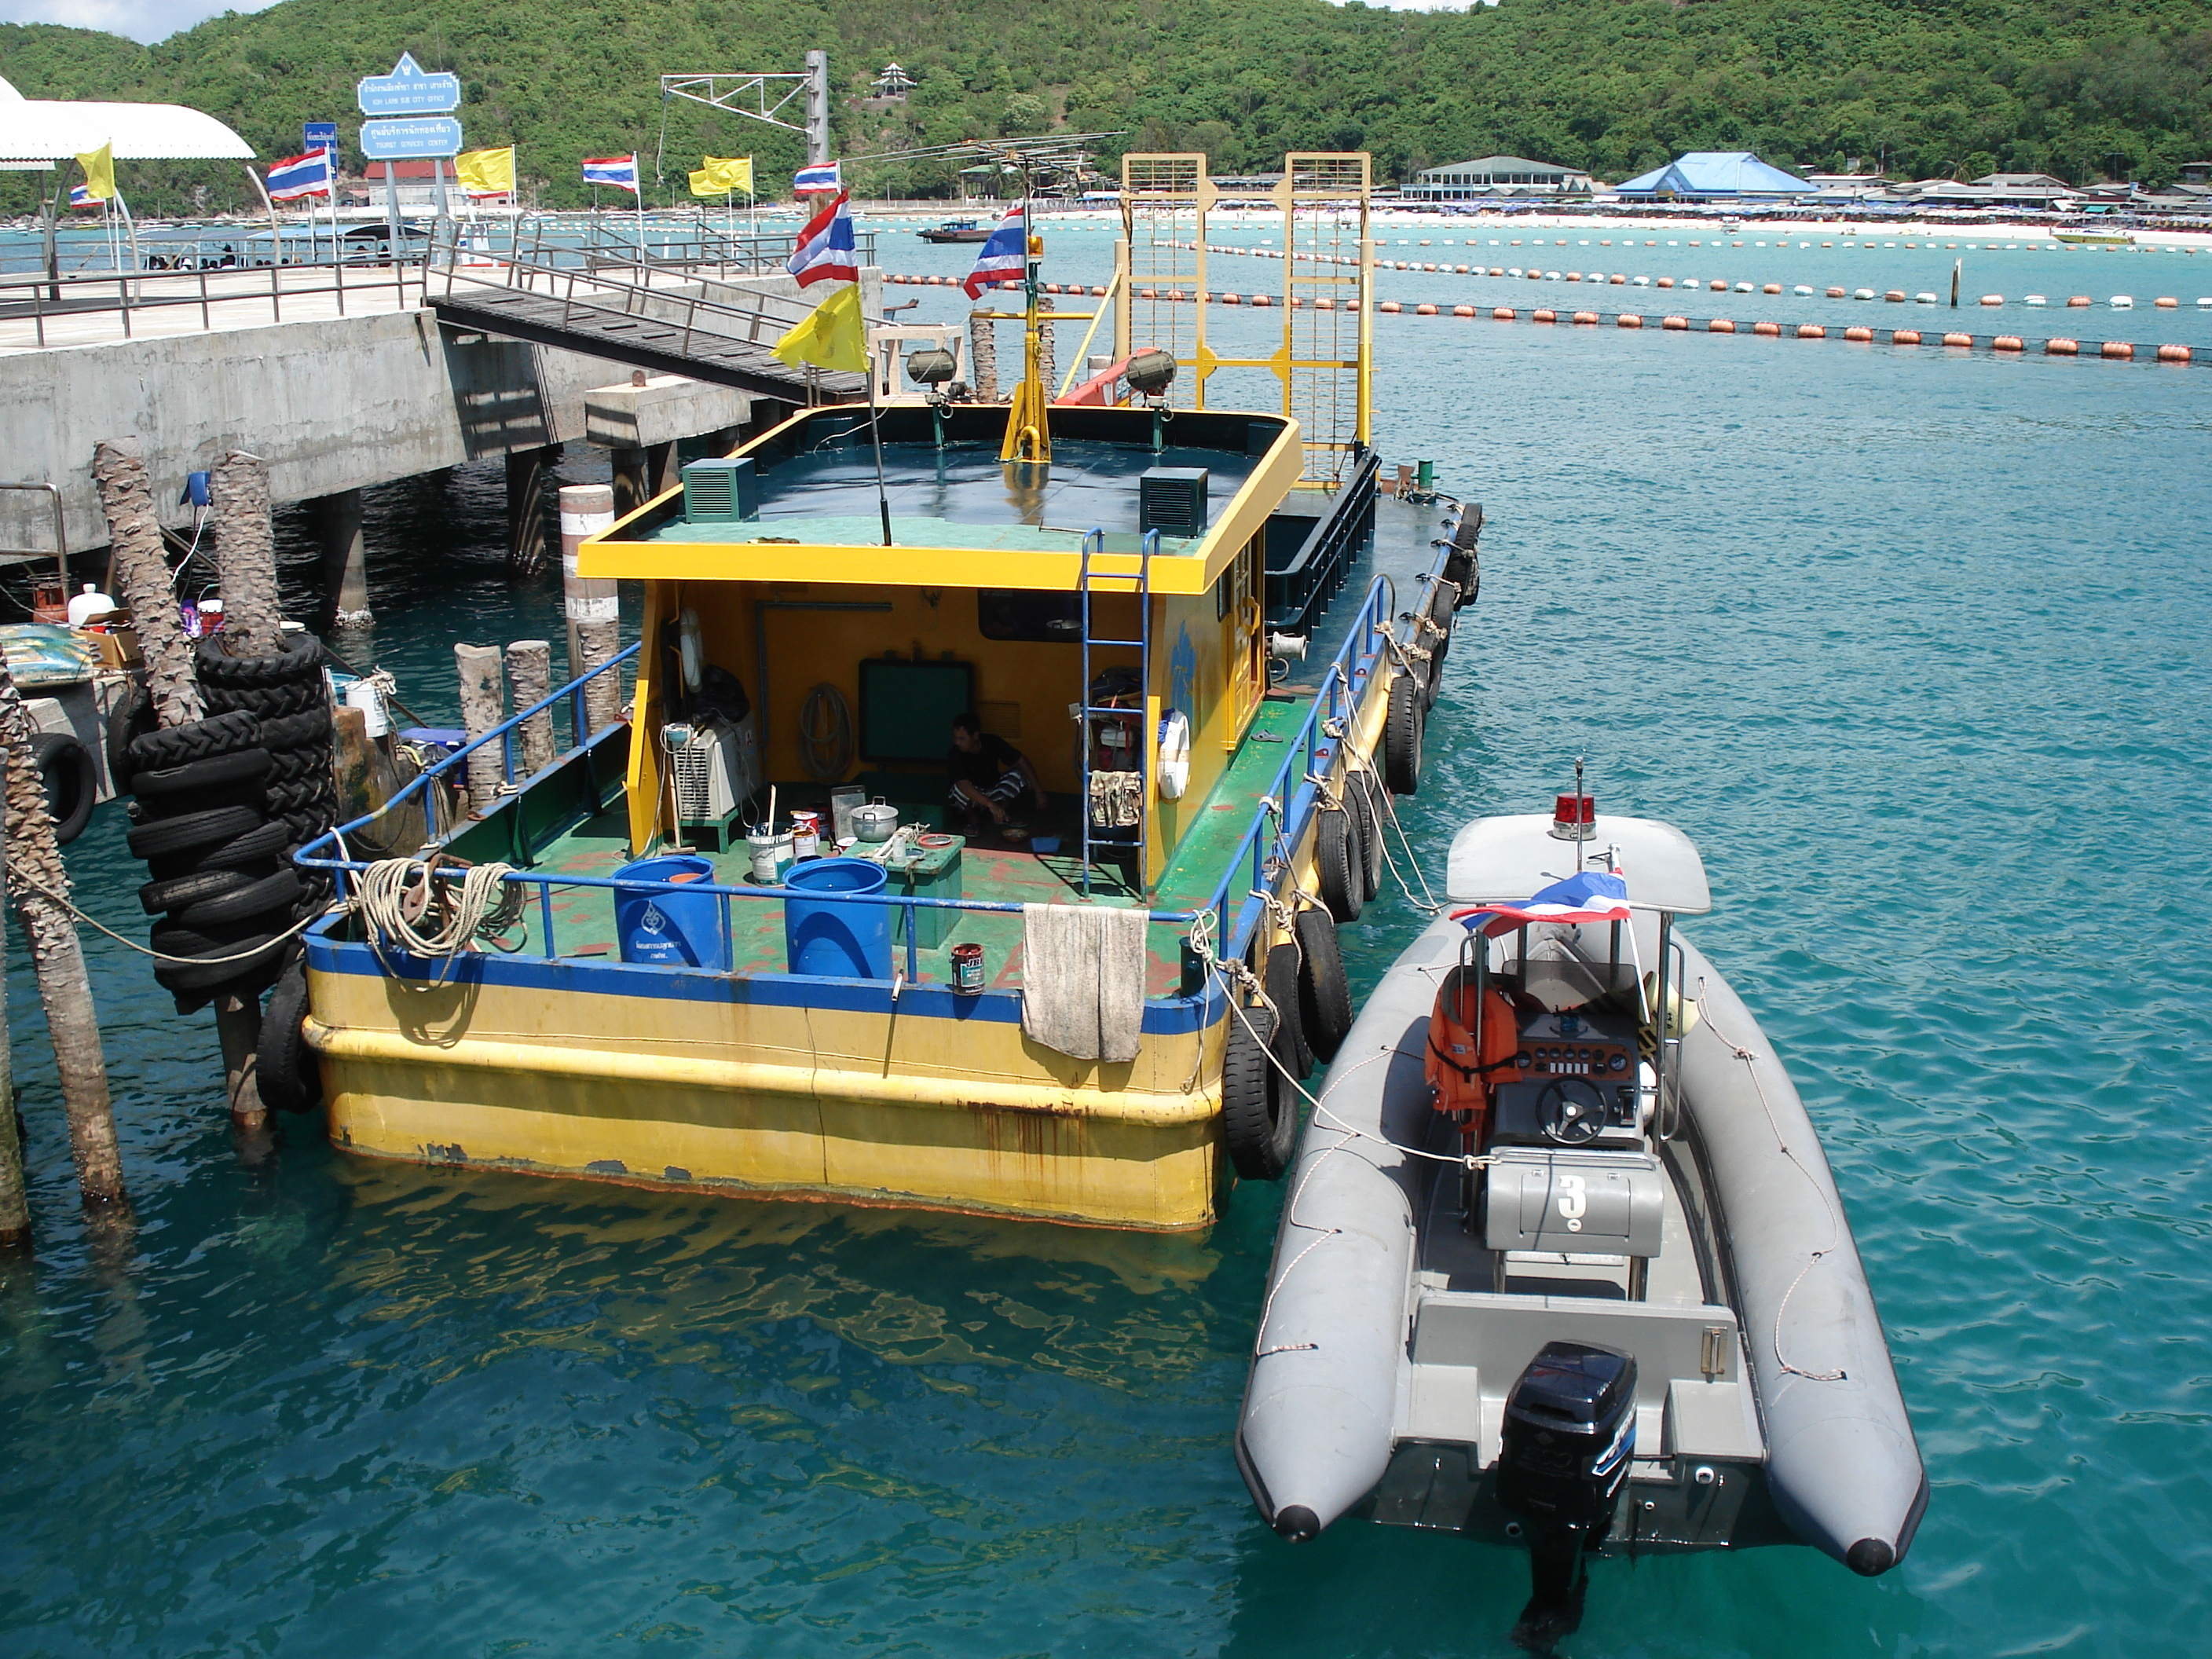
[357,51,462,160]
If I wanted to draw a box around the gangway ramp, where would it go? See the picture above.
[426,249,863,404]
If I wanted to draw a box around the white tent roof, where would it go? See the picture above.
[1445,813,1712,914]
[0,75,254,163]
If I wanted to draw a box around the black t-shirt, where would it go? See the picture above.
[947,733,1020,792]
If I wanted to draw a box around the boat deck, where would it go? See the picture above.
[501,694,1313,994]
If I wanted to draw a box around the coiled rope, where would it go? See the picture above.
[355,852,527,981]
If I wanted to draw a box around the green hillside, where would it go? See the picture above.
[3,0,2209,213]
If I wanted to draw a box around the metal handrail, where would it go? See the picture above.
[0,257,427,350]
[295,567,1415,1003]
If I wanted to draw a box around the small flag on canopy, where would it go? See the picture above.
[581,154,640,194]
[962,202,1029,298]
[68,184,101,209]
[75,142,114,203]
[455,145,516,198]
[690,156,753,196]
[1450,869,1632,937]
[771,280,869,374]
[786,191,858,287]
[266,148,335,201]
[792,160,840,196]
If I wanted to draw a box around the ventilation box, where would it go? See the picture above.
[1138,467,1209,539]
[681,457,760,523]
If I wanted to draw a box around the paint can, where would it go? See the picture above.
[792,810,822,860]
[951,942,985,994]
[747,830,791,884]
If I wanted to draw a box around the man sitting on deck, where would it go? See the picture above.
[947,710,1046,840]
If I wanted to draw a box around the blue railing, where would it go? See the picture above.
[296,562,1420,1005]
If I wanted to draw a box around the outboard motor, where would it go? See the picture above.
[1495,1341,1637,1650]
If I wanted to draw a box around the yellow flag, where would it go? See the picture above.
[75,142,114,202]
[689,156,753,196]
[454,145,516,196]
[771,280,868,374]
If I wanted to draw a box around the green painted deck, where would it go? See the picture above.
[508,694,1314,995]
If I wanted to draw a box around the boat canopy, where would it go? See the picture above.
[0,76,254,163]
[1445,813,1712,914]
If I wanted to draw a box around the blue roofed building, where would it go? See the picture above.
[1612,152,1807,200]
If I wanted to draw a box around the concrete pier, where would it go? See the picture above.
[312,489,370,628]
[505,445,557,575]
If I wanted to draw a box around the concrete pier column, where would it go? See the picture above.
[312,488,371,630]
[505,444,557,576]
[647,441,677,497]
[610,447,652,519]
[558,483,622,737]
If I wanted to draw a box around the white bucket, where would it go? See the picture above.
[747,831,793,884]
[344,677,390,738]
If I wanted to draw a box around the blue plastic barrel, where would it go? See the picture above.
[783,857,891,979]
[613,854,727,969]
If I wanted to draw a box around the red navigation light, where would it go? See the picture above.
[1550,793,1597,840]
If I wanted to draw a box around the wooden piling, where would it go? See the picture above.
[210,452,284,657]
[95,441,202,729]
[0,661,125,1215]
[557,484,622,738]
[506,640,555,776]
[456,643,505,811]
[0,815,29,1252]
[969,310,998,401]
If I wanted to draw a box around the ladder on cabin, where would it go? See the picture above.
[1076,529,1158,895]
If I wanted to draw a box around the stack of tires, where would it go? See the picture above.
[114,632,336,1112]
[1221,910,1355,1184]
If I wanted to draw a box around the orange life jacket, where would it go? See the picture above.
[1425,965,1521,1141]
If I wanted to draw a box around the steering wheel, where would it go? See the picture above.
[1536,1078,1610,1147]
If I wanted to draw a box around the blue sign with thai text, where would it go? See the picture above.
[302,121,339,155]
[358,116,463,161]
[357,53,461,117]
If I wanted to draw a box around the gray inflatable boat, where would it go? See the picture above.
[1236,795,1925,1645]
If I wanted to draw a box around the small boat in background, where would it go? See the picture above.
[917,218,991,243]
[1236,785,1924,1649]
[2053,228,2133,247]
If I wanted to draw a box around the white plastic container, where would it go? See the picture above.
[65,584,115,628]
[345,677,390,738]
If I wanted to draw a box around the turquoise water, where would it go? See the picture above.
[4,237,2210,1656]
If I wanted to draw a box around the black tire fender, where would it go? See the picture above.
[200,679,327,721]
[173,866,301,931]
[151,932,284,995]
[1265,940,1312,1079]
[194,632,326,690]
[130,745,272,800]
[1383,672,1423,797]
[106,686,154,794]
[140,862,273,916]
[126,803,265,861]
[1315,802,1363,923]
[257,951,321,1115]
[1221,1002,1295,1181]
[27,731,97,845]
[124,709,261,773]
[257,709,335,752]
[143,817,292,883]
[1295,907,1354,1065]
[1346,769,1386,901]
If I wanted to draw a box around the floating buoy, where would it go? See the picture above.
[2110,295,2134,308]
[2046,337,2079,355]
[1845,326,1873,342]
[2157,343,2192,362]
[1566,271,1582,282]
[1610,273,1628,284]
[1316,298,1335,310]
[1752,320,1781,336]
[1572,310,1599,325]
[1662,314,1690,330]
[1618,313,1643,328]
[1492,306,1515,320]
[2101,340,2134,358]
[1452,305,1476,317]
[1736,281,1755,293]
[1533,308,1558,323]
[1827,286,1847,298]
[1763,283,1782,294]
[2024,295,2047,306]
[1942,331,1973,347]
[1798,324,1827,339]
[1994,335,2024,351]
[1709,280,1728,291]
[1979,295,2004,306]
[2155,296,2179,308]
[2067,295,2092,306]
[1795,284,1815,295]
[1855,288,1877,300]
[1893,328,1923,345]
[1657,276,1675,288]
[1415,302,1438,316]
[1378,300,1401,313]
[1251,293,1271,306]
[1709,317,1737,332]
[1222,292,1241,305]
[1489,267,1506,276]
[1140,287,1156,299]
[1884,290,1906,302]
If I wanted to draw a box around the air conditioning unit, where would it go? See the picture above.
[681,456,760,524]
[1139,466,1209,538]
[664,715,760,848]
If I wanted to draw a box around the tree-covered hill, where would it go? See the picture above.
[3,0,2209,212]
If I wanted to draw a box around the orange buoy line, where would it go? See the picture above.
[875,273,2199,364]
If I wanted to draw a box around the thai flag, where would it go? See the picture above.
[786,191,858,287]
[1451,869,1632,937]
[793,161,840,196]
[266,148,334,202]
[581,154,640,194]
[961,203,1028,298]
[68,184,101,209]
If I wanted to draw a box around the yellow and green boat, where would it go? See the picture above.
[298,152,1480,1230]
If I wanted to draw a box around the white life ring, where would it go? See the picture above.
[678,606,704,692]
[1157,709,1192,800]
